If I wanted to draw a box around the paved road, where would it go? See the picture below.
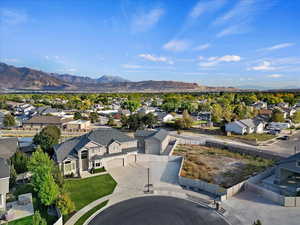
[88,196,229,225]
[265,131,300,153]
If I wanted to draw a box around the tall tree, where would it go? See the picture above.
[33,125,61,155]
[3,114,16,127]
[28,147,59,206]
[271,109,285,122]
[121,100,141,113]
[211,104,223,123]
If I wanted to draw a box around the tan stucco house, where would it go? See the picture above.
[0,138,18,214]
[53,128,138,176]
[134,129,172,155]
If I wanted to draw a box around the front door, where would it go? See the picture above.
[81,158,89,171]
[81,150,89,171]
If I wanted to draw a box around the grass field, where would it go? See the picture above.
[224,133,276,142]
[173,144,274,188]
[74,200,108,225]
[65,174,117,211]
[8,216,33,225]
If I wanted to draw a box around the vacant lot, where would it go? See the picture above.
[173,144,274,188]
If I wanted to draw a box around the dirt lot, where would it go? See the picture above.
[173,144,274,188]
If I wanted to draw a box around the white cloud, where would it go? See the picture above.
[0,9,28,25]
[138,54,173,64]
[268,74,282,78]
[198,61,219,67]
[216,25,243,37]
[163,40,190,52]
[213,0,274,37]
[209,55,241,62]
[259,43,295,51]
[189,0,227,19]
[131,8,164,32]
[249,61,276,71]
[198,55,241,68]
[194,43,211,51]
[122,64,142,69]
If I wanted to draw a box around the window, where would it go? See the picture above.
[297,161,300,167]
[65,161,71,164]
[96,162,101,167]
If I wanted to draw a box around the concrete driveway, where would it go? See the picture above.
[223,191,300,225]
[107,155,183,195]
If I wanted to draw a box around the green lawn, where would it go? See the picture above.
[65,174,117,211]
[74,200,108,225]
[220,133,276,142]
[8,216,33,225]
[230,133,276,142]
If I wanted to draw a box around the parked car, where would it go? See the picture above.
[277,135,290,140]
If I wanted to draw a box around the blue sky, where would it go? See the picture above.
[0,0,300,88]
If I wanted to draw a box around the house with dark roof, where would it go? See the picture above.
[53,128,138,176]
[134,129,172,155]
[225,118,264,135]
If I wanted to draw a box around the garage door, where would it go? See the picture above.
[127,154,136,164]
[106,158,124,169]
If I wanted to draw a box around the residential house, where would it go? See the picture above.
[53,128,138,176]
[36,107,66,117]
[259,109,273,118]
[0,158,9,213]
[197,112,212,122]
[225,118,264,135]
[118,109,131,116]
[134,129,172,155]
[267,122,290,131]
[273,152,300,194]
[277,102,289,109]
[252,101,268,110]
[138,107,156,114]
[0,138,18,213]
[155,112,175,123]
[64,120,91,130]
[22,115,73,129]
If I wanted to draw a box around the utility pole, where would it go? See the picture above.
[147,168,150,193]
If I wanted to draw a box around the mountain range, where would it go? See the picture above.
[0,62,239,92]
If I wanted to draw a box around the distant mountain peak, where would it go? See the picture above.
[97,75,130,83]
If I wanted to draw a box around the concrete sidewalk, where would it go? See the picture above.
[64,194,112,225]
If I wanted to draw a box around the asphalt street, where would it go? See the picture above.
[88,196,229,225]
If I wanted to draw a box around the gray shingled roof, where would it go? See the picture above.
[151,129,169,142]
[54,128,135,162]
[135,129,169,142]
[0,137,18,159]
[0,158,10,178]
[87,128,134,145]
[135,129,157,137]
